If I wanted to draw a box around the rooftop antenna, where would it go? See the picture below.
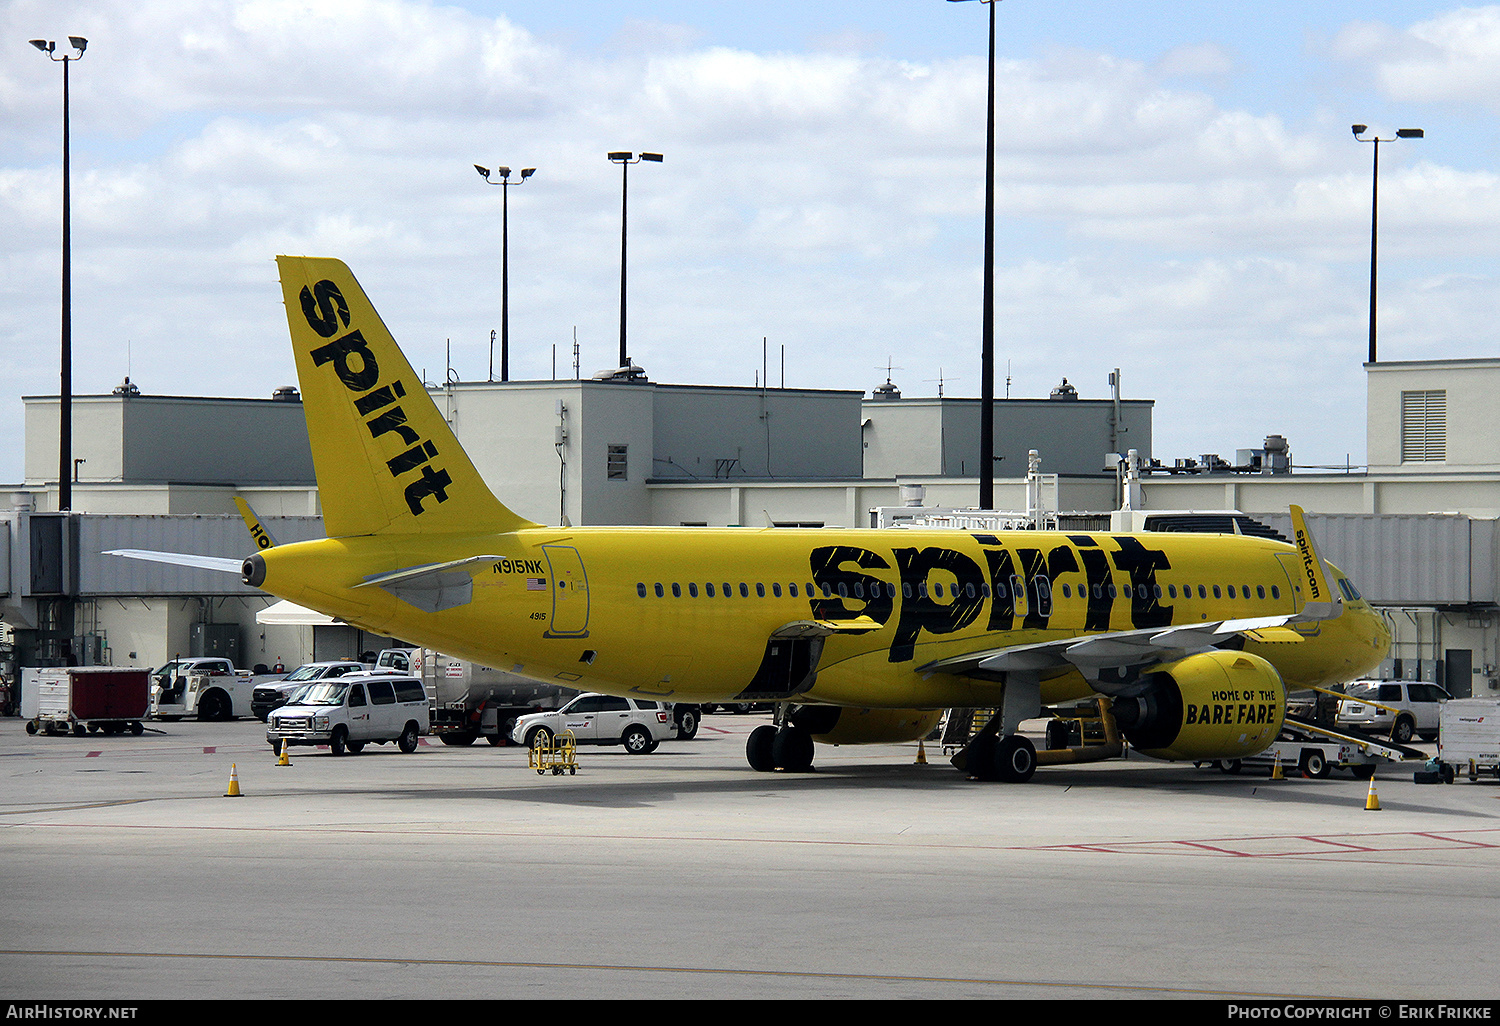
[1005,359,1011,400]
[873,359,903,400]
[924,368,956,398]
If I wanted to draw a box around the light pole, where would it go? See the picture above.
[474,164,535,382]
[608,151,662,374]
[948,0,999,510]
[1352,124,1423,364]
[31,35,87,512]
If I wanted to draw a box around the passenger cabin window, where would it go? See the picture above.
[368,681,395,705]
[393,680,425,703]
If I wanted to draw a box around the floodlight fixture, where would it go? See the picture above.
[1353,123,1424,363]
[947,0,1003,510]
[476,161,537,381]
[31,33,88,512]
[609,149,664,370]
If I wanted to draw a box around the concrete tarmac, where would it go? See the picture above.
[1,712,1497,1001]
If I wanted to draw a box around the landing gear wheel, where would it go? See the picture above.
[746,725,776,772]
[675,708,699,740]
[439,732,477,747]
[1350,764,1376,780]
[994,735,1037,783]
[966,735,1000,781]
[1299,750,1330,779]
[772,728,814,772]
[1217,759,1242,774]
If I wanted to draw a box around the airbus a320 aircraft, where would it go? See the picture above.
[114,256,1391,781]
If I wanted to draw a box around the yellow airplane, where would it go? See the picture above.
[115,256,1391,781]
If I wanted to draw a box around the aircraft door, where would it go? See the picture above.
[542,545,590,638]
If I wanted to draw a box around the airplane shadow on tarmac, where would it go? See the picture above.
[283,755,1500,817]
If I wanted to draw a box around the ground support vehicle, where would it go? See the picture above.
[266,673,429,755]
[151,670,258,720]
[381,648,574,747]
[1418,699,1500,783]
[528,729,579,775]
[21,667,150,737]
[149,657,257,720]
[511,693,675,754]
[1231,713,1412,779]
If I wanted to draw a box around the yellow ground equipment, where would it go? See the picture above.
[528,729,578,776]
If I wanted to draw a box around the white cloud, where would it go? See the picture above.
[2,1,1498,485]
[1334,6,1500,106]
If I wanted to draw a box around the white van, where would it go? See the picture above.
[266,673,429,755]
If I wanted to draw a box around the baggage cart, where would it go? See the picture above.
[527,729,578,775]
[22,667,150,737]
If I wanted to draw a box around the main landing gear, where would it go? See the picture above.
[965,732,1038,783]
[746,723,815,773]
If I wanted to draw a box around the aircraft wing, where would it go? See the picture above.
[918,613,1317,685]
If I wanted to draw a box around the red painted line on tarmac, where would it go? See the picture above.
[203,747,216,754]
[85,751,101,758]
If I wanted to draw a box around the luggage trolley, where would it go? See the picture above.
[528,729,578,775]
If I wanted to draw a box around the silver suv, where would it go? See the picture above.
[511,693,674,754]
[1336,680,1451,743]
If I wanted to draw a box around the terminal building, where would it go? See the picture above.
[2,359,1498,705]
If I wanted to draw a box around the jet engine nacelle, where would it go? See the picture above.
[796,706,943,746]
[1108,650,1285,762]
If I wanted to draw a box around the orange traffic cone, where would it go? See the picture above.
[1365,775,1380,810]
[276,740,291,767]
[224,763,243,797]
[915,739,928,765]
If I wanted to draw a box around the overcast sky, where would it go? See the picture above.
[5,0,1499,490]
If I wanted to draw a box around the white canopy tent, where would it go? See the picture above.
[255,600,340,627]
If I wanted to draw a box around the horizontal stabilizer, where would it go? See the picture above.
[104,549,245,575]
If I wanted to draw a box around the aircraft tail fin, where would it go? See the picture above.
[1289,505,1342,620]
[276,256,539,538]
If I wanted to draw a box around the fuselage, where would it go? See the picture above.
[248,525,1391,711]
